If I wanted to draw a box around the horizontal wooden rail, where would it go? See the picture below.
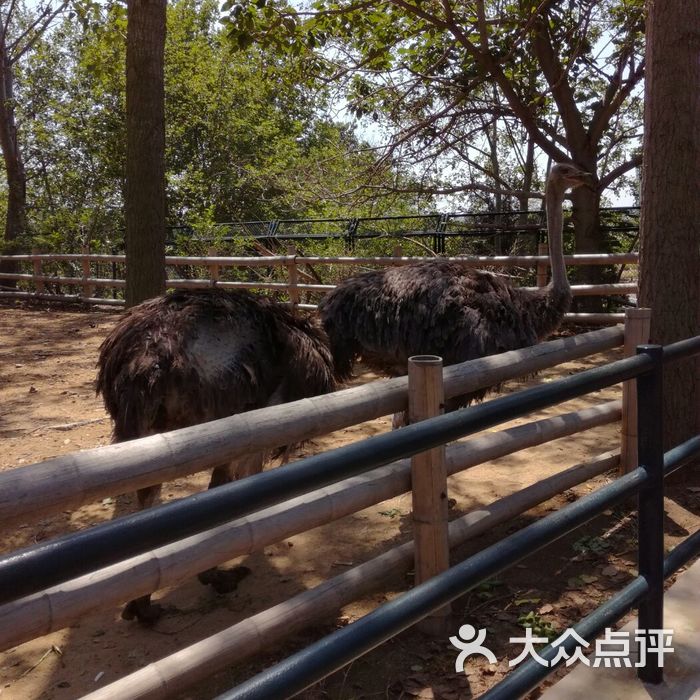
[294,253,639,267]
[0,290,124,306]
[79,450,619,700]
[0,405,619,654]
[1,276,636,298]
[566,312,625,324]
[0,272,125,287]
[0,326,624,528]
[167,279,336,292]
[0,251,638,311]
[0,252,640,266]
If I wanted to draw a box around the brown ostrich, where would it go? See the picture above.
[318,163,591,417]
[96,288,337,622]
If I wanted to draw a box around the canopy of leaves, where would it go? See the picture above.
[222,0,644,210]
[10,0,418,252]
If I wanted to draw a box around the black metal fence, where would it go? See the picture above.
[166,206,640,255]
[208,340,697,700]
[0,335,697,700]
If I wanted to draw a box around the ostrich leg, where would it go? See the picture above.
[196,453,263,593]
[122,452,263,623]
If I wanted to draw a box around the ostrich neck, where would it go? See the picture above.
[545,181,570,294]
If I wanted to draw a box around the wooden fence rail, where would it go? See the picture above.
[0,409,619,654]
[0,322,631,694]
[0,251,639,321]
[79,451,620,700]
[0,326,624,528]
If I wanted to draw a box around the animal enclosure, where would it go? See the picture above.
[3,301,696,700]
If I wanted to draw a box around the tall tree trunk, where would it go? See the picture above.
[125,0,167,307]
[0,51,28,286]
[569,167,608,312]
[639,0,700,455]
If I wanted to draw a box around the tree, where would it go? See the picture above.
[125,0,167,306]
[16,11,126,251]
[638,0,699,453]
[164,0,403,225]
[225,0,645,293]
[9,0,429,262]
[0,0,66,281]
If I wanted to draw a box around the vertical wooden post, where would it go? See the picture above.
[31,248,44,295]
[207,246,219,286]
[408,354,450,635]
[536,242,549,287]
[620,307,652,474]
[393,244,403,259]
[286,243,300,309]
[81,245,94,300]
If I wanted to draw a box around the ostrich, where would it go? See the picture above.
[96,288,337,622]
[318,163,591,417]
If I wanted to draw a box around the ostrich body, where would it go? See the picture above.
[318,163,590,408]
[96,288,337,621]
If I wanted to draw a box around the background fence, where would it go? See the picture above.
[0,248,639,324]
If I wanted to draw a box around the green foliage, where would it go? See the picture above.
[10,0,420,253]
[5,0,645,262]
[222,0,645,234]
[517,609,558,642]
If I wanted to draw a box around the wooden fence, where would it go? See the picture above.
[0,317,651,700]
[0,248,639,324]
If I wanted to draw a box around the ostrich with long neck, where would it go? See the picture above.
[318,163,591,412]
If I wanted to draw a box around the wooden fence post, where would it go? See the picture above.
[393,244,403,259]
[536,242,549,287]
[408,354,450,635]
[31,248,44,295]
[81,245,94,301]
[286,243,300,309]
[620,307,652,474]
[207,247,219,286]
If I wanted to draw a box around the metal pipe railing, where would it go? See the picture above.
[215,468,648,700]
[0,352,652,606]
[210,338,699,700]
[1,336,696,699]
[636,345,665,684]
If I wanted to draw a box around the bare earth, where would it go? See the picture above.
[0,301,698,700]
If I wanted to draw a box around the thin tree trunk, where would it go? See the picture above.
[517,137,535,223]
[639,0,700,457]
[0,51,28,286]
[488,114,503,254]
[570,179,608,312]
[125,0,167,307]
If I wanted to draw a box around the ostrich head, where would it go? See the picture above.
[548,163,593,192]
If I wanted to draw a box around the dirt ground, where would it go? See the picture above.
[0,300,698,700]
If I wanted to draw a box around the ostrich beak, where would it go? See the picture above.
[570,169,597,191]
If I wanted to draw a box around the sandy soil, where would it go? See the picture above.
[0,300,698,700]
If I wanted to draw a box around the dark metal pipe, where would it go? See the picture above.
[214,469,646,700]
[489,524,700,700]
[664,436,700,477]
[662,335,700,363]
[0,353,652,606]
[664,528,700,578]
[481,576,649,700]
[636,345,665,685]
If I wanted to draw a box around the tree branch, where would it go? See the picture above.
[599,154,642,190]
